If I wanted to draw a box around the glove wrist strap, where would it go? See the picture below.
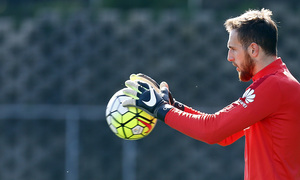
[155,104,173,122]
[174,101,185,111]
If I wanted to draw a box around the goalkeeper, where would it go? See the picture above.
[122,9,300,180]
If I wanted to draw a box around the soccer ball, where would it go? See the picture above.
[106,89,157,140]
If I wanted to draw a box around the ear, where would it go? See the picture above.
[248,43,259,58]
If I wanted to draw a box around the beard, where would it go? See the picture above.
[238,53,255,82]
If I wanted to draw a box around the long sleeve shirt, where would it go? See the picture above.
[164,58,300,180]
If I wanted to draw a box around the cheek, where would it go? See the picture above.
[236,52,246,65]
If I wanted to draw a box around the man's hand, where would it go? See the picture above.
[122,80,173,121]
[160,81,185,111]
[130,73,160,93]
[160,81,175,105]
[130,73,175,105]
[129,73,185,111]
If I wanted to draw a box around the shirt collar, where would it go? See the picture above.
[252,58,286,82]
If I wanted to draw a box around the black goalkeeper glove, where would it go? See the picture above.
[159,81,185,111]
[122,80,173,121]
[129,73,184,110]
[130,73,160,93]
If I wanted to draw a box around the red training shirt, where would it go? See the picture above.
[165,58,300,180]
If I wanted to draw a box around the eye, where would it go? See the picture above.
[228,45,234,50]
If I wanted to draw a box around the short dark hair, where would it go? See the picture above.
[224,9,278,56]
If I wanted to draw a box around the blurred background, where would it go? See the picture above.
[0,0,299,180]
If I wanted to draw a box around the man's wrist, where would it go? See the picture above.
[155,104,173,122]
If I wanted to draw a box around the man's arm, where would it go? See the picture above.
[217,130,245,146]
[164,77,281,144]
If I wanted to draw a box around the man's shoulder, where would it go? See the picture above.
[249,73,277,90]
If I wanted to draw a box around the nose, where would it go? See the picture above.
[227,50,234,62]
